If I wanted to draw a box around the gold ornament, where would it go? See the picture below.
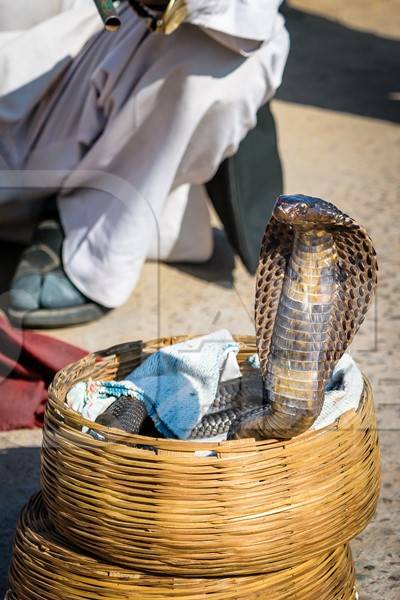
[157,0,187,34]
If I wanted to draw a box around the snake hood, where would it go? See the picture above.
[228,194,378,441]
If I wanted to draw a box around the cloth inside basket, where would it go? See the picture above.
[312,353,363,430]
[66,331,364,441]
[67,330,241,438]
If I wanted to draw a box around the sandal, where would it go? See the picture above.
[8,219,109,329]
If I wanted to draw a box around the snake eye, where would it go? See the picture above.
[298,203,309,214]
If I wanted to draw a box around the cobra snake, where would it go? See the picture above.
[96,195,377,441]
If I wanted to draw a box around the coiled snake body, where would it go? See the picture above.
[98,195,377,441]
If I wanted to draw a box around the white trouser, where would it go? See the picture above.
[0,1,289,307]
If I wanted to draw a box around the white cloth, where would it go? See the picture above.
[0,1,73,32]
[147,183,213,263]
[187,0,285,44]
[0,1,102,123]
[0,1,289,307]
[312,353,364,430]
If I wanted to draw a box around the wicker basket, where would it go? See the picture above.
[41,336,380,576]
[8,493,357,600]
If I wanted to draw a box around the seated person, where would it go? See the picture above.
[0,0,289,327]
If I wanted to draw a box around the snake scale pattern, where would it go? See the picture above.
[97,195,377,441]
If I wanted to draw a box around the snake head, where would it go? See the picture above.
[273,195,343,228]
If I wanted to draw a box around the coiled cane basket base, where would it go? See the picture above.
[42,336,380,576]
[7,493,357,600]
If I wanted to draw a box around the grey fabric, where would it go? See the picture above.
[206,103,283,273]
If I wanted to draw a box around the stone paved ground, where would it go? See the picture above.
[0,1,399,597]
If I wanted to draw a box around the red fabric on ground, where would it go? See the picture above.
[0,315,86,431]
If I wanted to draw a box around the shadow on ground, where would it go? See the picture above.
[170,228,236,289]
[0,446,41,596]
[278,3,400,123]
[0,241,23,296]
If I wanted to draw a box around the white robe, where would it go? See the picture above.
[0,1,289,307]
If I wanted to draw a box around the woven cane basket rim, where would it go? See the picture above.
[8,493,357,600]
[41,336,380,576]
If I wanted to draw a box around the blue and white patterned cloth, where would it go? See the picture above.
[66,379,145,423]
